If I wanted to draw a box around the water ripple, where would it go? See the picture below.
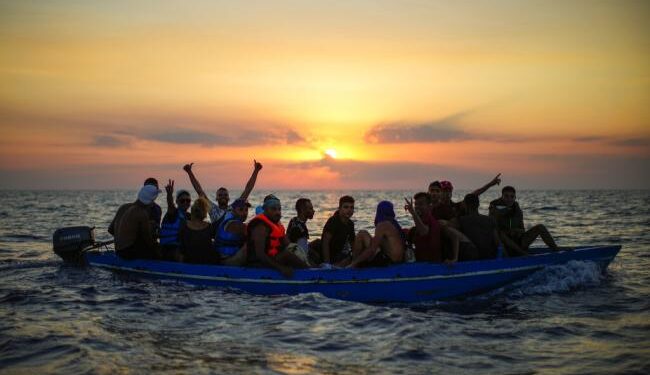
[0,190,648,374]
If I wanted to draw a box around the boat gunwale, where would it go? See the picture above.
[86,246,620,285]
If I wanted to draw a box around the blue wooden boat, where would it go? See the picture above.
[81,245,620,303]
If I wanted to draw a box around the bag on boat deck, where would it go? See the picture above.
[286,243,315,267]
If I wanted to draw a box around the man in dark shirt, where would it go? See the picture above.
[489,186,560,256]
[320,195,356,266]
[287,198,315,254]
[459,194,499,259]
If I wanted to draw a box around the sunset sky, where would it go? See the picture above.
[1,0,648,190]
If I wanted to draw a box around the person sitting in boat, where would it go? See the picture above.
[489,186,559,256]
[183,160,262,226]
[111,184,162,260]
[428,181,457,225]
[404,192,443,262]
[159,180,192,261]
[428,174,502,224]
[215,198,250,266]
[315,195,357,267]
[109,177,163,238]
[287,198,316,261]
[246,195,309,277]
[348,201,406,268]
[180,197,220,264]
[143,177,163,236]
[459,193,500,259]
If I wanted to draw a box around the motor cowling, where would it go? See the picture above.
[53,226,95,262]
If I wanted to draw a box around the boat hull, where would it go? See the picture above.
[84,245,620,303]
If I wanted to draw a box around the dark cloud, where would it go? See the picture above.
[610,137,650,147]
[572,135,650,148]
[92,135,130,148]
[365,110,473,143]
[366,123,469,143]
[282,156,496,190]
[573,136,607,142]
[364,109,535,144]
[135,127,304,147]
[280,152,650,190]
[143,130,229,146]
[0,107,305,147]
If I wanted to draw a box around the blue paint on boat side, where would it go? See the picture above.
[84,245,620,303]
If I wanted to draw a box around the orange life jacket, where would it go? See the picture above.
[252,213,285,257]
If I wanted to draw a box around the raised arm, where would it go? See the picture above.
[471,173,501,196]
[239,159,263,201]
[183,163,208,200]
[165,179,177,215]
[405,197,428,236]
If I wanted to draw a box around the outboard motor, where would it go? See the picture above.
[53,226,96,262]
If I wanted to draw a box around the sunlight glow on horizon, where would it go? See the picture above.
[0,1,648,189]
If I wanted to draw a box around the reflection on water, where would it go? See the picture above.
[0,190,648,373]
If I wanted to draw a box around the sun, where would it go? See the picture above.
[324,149,338,159]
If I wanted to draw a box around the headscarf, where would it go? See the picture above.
[374,201,406,243]
[137,184,160,205]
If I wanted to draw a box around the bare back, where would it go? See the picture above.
[376,221,405,262]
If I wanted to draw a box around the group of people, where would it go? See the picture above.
[108,162,562,277]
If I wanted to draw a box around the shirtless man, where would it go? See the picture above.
[348,201,405,268]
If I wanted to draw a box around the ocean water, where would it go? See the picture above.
[0,190,648,374]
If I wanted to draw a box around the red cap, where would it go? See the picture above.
[440,180,453,191]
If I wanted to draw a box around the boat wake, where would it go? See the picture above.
[501,260,604,298]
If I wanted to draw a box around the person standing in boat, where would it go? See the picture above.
[111,184,162,260]
[183,160,263,225]
[215,198,250,266]
[247,195,308,277]
[459,194,500,259]
[348,201,406,267]
[159,179,192,261]
[318,195,357,266]
[489,186,560,256]
[180,197,220,264]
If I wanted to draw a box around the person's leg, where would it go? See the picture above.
[352,230,371,258]
[498,231,527,256]
[521,224,558,251]
[458,241,479,261]
[307,239,322,265]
